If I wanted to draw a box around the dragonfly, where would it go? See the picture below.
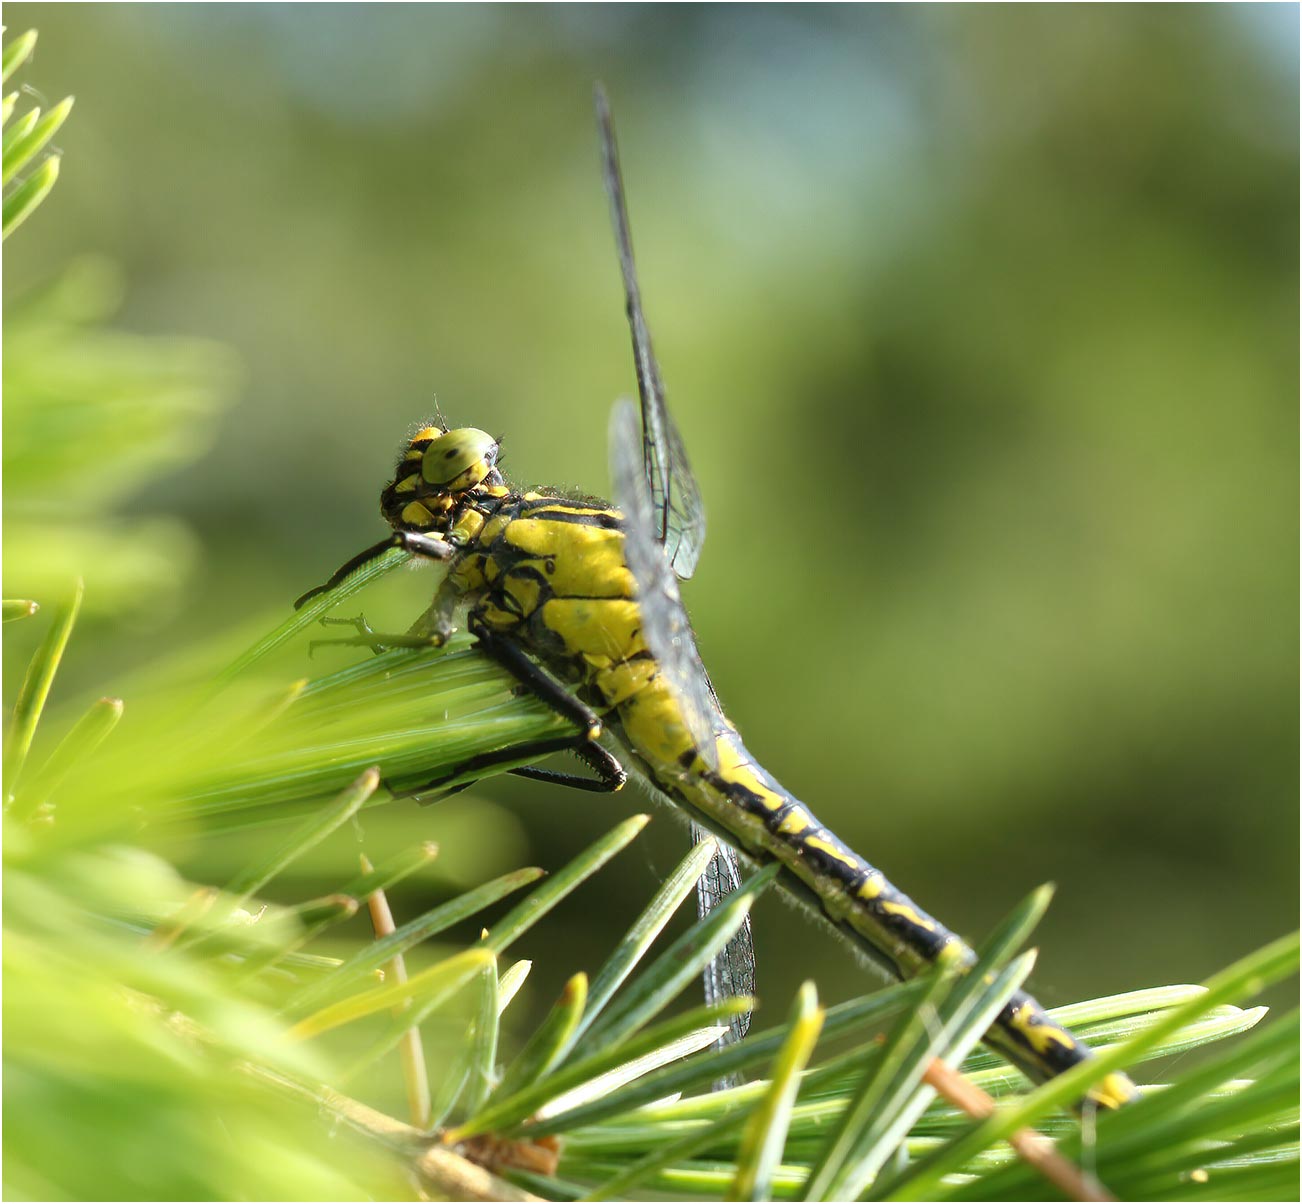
[296,86,1137,1111]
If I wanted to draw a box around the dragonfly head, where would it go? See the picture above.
[380,425,503,532]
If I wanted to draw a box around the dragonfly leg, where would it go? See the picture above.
[510,741,627,792]
[307,614,390,658]
[401,734,625,802]
[308,618,441,657]
[308,570,465,656]
[294,536,400,609]
[395,618,628,799]
[404,576,462,646]
[469,619,605,742]
[294,530,458,609]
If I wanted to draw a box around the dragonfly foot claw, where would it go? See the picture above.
[318,613,375,637]
[310,613,441,657]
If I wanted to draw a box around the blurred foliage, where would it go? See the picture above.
[1,28,72,239]
[4,255,238,618]
[4,822,408,1200]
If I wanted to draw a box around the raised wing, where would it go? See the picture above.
[609,399,719,771]
[600,93,751,1070]
[595,85,706,581]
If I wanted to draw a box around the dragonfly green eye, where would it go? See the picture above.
[422,427,499,492]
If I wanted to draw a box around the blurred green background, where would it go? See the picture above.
[5,3,1297,1036]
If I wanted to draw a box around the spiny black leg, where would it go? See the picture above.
[294,536,401,609]
[403,737,627,801]
[510,741,627,792]
[402,734,608,802]
[470,619,604,741]
[411,750,626,802]
[294,531,458,610]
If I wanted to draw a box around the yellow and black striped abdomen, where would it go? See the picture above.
[457,491,1136,1109]
[618,687,1135,1108]
[619,681,959,979]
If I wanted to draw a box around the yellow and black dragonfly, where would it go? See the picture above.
[297,87,1136,1110]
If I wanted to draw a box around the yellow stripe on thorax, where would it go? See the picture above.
[542,598,644,663]
[502,518,633,599]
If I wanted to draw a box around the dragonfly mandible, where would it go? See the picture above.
[296,86,1137,1111]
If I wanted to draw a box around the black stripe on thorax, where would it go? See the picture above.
[516,504,624,530]
[470,492,512,518]
[484,558,640,625]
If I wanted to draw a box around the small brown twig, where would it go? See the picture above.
[131,989,534,1201]
[922,1058,1115,1202]
[144,885,219,951]
[361,852,432,1129]
[246,1064,541,1202]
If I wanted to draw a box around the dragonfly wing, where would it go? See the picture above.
[691,822,755,1052]
[600,93,748,1075]
[648,408,706,582]
[610,399,719,771]
[596,86,706,581]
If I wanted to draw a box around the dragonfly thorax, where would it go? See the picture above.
[380,425,504,533]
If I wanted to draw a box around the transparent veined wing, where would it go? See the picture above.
[613,400,751,1073]
[691,820,755,1040]
[596,85,706,581]
[609,399,719,772]
[599,91,751,1081]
